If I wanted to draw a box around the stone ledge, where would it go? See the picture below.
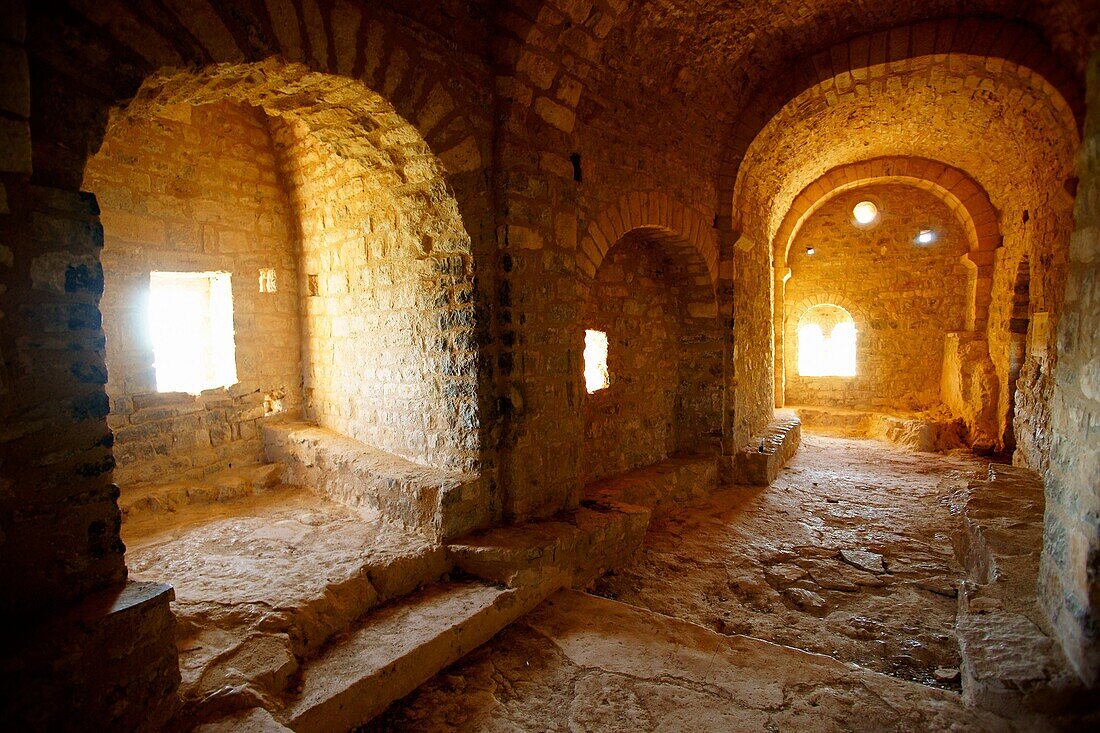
[119,463,283,522]
[446,500,651,590]
[262,421,489,541]
[733,411,801,485]
[951,464,1091,715]
[584,455,718,515]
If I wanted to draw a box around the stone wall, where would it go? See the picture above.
[83,102,302,486]
[1040,49,1100,686]
[784,185,970,411]
[270,117,480,473]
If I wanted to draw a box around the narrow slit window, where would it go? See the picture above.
[148,271,238,394]
[584,329,610,393]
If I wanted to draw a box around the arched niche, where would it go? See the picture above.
[83,62,482,489]
[579,226,722,485]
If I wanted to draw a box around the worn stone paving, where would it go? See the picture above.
[367,590,1034,733]
[594,433,989,689]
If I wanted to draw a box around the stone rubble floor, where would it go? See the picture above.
[369,434,1072,731]
[591,433,985,689]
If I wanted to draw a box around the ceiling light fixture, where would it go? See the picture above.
[805,245,815,255]
[915,229,936,245]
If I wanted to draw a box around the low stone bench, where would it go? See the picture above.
[119,463,283,522]
[733,412,802,485]
[262,421,490,542]
[584,455,719,516]
[793,406,965,452]
[951,464,1089,715]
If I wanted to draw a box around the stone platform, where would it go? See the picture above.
[951,464,1091,715]
[793,405,965,452]
[263,421,489,541]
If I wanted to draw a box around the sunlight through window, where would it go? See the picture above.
[797,305,856,377]
[149,271,238,394]
[584,329,610,393]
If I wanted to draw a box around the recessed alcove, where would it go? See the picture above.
[80,64,487,709]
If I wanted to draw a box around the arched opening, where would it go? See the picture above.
[782,184,970,415]
[796,305,856,378]
[579,228,721,486]
[80,62,487,710]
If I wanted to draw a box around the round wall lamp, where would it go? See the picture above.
[915,229,937,245]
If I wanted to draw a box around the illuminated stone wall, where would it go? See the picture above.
[783,185,970,411]
[84,102,302,486]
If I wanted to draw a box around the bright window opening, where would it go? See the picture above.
[797,305,857,377]
[852,200,879,226]
[584,329,610,393]
[915,229,937,245]
[149,271,238,394]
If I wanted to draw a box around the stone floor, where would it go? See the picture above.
[367,589,1032,732]
[594,433,989,689]
[367,433,1084,732]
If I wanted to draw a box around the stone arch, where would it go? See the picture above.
[500,0,628,137]
[787,293,871,336]
[577,192,720,287]
[27,2,489,188]
[773,157,1002,331]
[716,17,1083,233]
[579,222,723,484]
[83,61,485,476]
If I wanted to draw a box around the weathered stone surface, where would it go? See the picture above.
[372,590,1024,732]
[596,434,974,688]
[840,549,887,574]
[263,421,489,541]
[952,463,1090,714]
[122,483,448,711]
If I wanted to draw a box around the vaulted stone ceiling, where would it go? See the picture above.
[580,0,1097,117]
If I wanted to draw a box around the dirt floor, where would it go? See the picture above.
[592,432,990,689]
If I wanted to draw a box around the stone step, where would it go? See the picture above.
[447,499,650,588]
[584,455,717,515]
[280,579,549,732]
[792,405,964,452]
[120,463,283,522]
